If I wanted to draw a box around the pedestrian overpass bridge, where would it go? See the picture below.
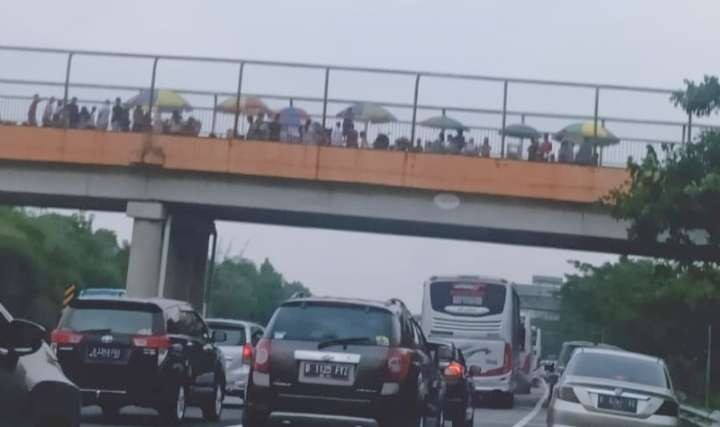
[2,44,715,309]
[0,124,638,308]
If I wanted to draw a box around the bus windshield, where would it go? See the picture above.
[430,281,507,317]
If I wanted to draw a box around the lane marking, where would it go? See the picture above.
[512,383,549,427]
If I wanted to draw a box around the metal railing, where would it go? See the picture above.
[1,44,718,168]
[681,404,720,427]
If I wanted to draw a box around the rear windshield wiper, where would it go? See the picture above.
[77,328,113,334]
[318,337,373,349]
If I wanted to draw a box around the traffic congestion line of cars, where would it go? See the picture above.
[1,277,685,427]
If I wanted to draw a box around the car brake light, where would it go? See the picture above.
[51,330,84,345]
[132,335,170,349]
[242,343,254,365]
[655,400,679,417]
[253,338,271,373]
[480,343,513,376]
[444,361,465,378]
[385,348,411,382]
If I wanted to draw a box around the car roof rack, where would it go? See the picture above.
[387,298,407,309]
[289,291,309,300]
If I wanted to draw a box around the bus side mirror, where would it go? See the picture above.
[519,326,527,351]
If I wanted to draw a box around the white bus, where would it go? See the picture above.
[421,276,525,408]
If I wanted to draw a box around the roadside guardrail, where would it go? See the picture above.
[680,404,720,427]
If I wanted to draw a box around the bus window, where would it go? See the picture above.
[430,282,506,317]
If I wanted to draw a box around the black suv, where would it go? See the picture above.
[52,297,227,424]
[244,297,446,427]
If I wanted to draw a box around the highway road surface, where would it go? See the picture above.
[81,389,547,427]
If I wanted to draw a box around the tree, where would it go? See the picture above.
[605,77,720,263]
[0,208,128,329]
[560,258,720,400]
[208,257,311,323]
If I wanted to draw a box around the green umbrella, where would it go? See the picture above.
[125,89,192,112]
[500,123,541,139]
[553,121,620,146]
[419,110,466,131]
[336,102,397,124]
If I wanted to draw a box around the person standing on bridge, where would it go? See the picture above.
[527,137,540,161]
[67,97,80,129]
[540,133,553,161]
[480,137,491,158]
[111,98,123,131]
[96,100,111,131]
[331,121,344,147]
[27,94,40,126]
[41,96,56,127]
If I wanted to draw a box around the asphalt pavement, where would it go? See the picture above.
[80,389,547,427]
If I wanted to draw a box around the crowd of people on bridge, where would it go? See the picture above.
[23,94,203,137]
[14,94,601,166]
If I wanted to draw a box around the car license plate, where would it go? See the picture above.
[87,346,123,362]
[598,394,638,413]
[301,362,353,383]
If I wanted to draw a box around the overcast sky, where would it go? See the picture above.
[4,0,720,311]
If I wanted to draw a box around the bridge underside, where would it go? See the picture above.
[0,159,710,261]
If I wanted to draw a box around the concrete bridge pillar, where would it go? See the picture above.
[125,202,214,311]
[125,201,166,299]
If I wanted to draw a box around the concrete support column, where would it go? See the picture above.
[162,214,214,311]
[125,201,167,299]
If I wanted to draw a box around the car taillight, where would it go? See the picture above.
[385,348,411,382]
[481,343,513,376]
[655,400,679,417]
[253,338,271,373]
[444,361,465,379]
[132,335,170,349]
[242,343,253,365]
[557,386,580,403]
[51,330,84,345]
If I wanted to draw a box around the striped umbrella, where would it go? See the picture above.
[336,102,397,124]
[217,96,270,116]
[553,122,620,146]
[277,106,309,127]
[125,89,192,112]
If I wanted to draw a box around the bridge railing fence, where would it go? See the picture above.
[1,44,719,169]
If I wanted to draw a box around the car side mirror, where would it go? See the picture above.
[469,365,482,377]
[1,319,46,367]
[677,391,688,403]
[211,330,227,343]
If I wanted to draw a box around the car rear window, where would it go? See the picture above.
[208,324,246,346]
[267,303,397,346]
[430,281,507,317]
[567,352,667,388]
[60,303,162,336]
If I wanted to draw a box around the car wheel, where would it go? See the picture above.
[160,383,187,425]
[202,380,224,421]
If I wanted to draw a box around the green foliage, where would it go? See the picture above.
[208,257,311,324]
[607,75,720,262]
[0,208,128,329]
[671,76,720,117]
[560,258,719,399]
